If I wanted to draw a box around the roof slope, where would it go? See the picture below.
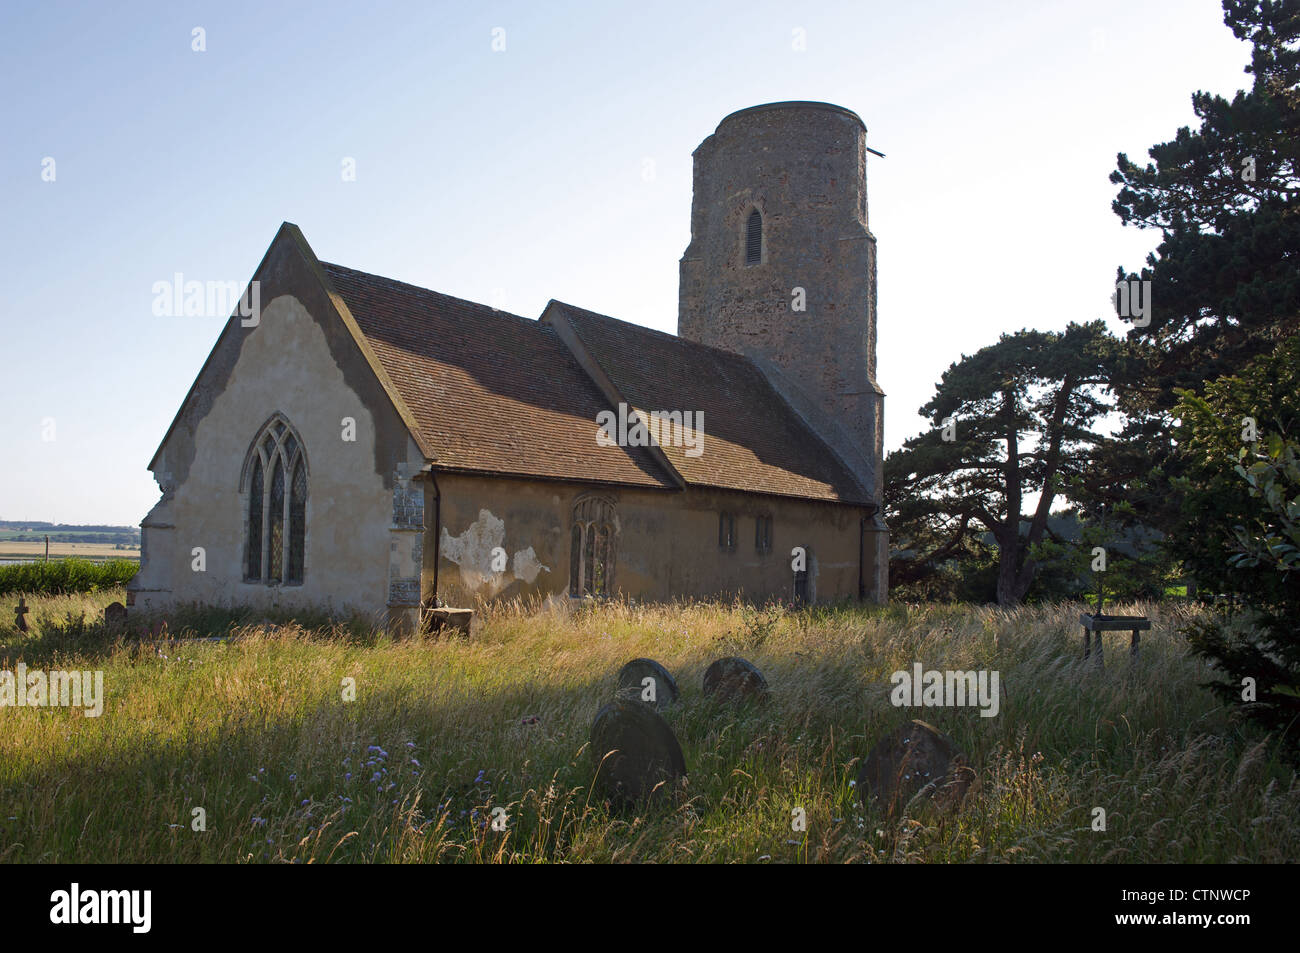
[545,302,869,504]
[321,263,675,489]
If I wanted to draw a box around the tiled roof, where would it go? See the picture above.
[321,261,866,503]
[547,302,869,504]
[321,262,676,489]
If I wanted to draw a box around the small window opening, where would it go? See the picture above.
[745,209,762,265]
[719,512,736,553]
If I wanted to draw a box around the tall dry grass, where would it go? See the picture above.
[0,592,1294,862]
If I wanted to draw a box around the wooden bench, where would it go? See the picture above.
[1080,613,1151,666]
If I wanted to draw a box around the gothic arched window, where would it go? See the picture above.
[570,494,616,598]
[243,414,307,585]
[745,208,763,265]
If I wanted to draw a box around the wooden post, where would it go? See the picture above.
[44,535,49,562]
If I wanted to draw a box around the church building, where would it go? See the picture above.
[127,101,888,630]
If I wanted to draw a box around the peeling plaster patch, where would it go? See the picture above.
[512,547,550,584]
[441,509,550,594]
[440,509,506,593]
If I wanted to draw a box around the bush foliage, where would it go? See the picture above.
[0,558,138,597]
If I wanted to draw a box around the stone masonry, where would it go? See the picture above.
[677,102,885,500]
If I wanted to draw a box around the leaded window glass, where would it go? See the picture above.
[243,414,307,585]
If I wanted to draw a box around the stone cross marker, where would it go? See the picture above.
[702,656,769,702]
[616,658,679,710]
[14,597,29,633]
[590,697,686,805]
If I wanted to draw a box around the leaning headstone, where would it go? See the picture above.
[14,597,29,633]
[425,606,474,638]
[103,602,128,626]
[857,719,975,817]
[590,697,687,805]
[616,658,679,710]
[702,656,769,702]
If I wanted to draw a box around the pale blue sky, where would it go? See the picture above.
[1,0,1250,524]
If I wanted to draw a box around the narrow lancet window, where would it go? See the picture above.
[745,209,762,265]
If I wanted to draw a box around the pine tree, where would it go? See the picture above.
[884,322,1120,606]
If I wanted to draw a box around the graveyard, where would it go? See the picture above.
[0,589,1295,863]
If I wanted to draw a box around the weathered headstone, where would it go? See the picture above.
[857,719,975,817]
[616,658,679,710]
[424,606,474,638]
[702,656,768,702]
[14,597,29,633]
[590,697,686,804]
[103,601,128,626]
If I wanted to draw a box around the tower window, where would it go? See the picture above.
[745,209,762,265]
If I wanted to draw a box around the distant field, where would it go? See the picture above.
[0,541,139,562]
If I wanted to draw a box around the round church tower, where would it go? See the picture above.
[677,101,883,505]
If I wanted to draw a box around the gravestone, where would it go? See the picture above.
[14,597,29,633]
[616,658,679,710]
[424,606,474,638]
[857,719,975,817]
[590,697,686,804]
[103,602,128,626]
[702,656,768,702]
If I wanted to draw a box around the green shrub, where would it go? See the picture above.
[1186,434,1300,750]
[0,558,138,597]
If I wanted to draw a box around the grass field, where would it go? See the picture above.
[0,540,139,562]
[0,590,1295,863]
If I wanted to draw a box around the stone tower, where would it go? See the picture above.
[678,101,886,597]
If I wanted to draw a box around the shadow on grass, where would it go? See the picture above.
[0,604,388,668]
[0,671,728,863]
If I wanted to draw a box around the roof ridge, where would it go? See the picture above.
[548,299,763,366]
[321,260,537,327]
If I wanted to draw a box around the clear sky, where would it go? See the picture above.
[0,0,1252,525]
